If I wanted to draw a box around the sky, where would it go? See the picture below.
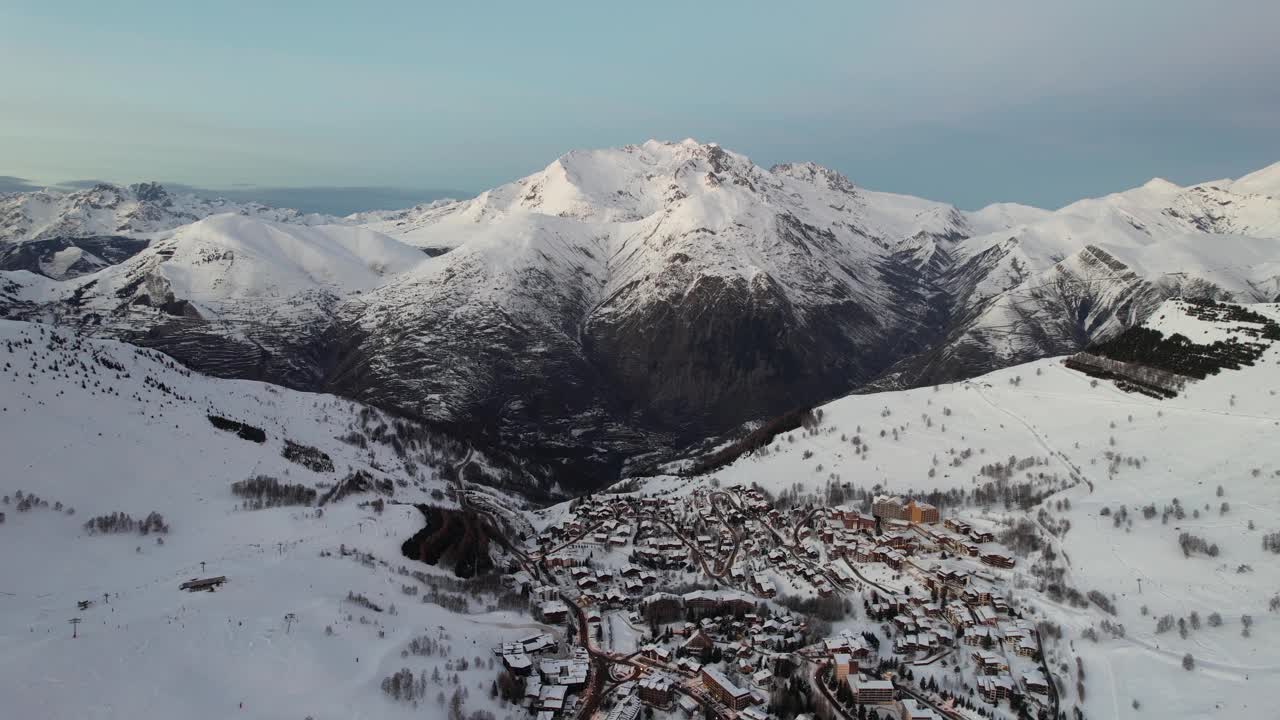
[2,1,1278,211]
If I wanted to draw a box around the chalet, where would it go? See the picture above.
[641,644,672,663]
[980,550,1015,569]
[1012,633,1039,659]
[677,658,703,675]
[877,547,905,569]
[682,629,714,659]
[1022,669,1050,696]
[946,602,974,627]
[638,672,674,705]
[963,626,994,647]
[972,649,1009,675]
[977,675,1015,703]
[537,600,569,624]
[824,631,872,659]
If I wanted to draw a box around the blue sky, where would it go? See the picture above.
[2,1,1278,210]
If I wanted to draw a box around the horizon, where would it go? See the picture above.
[4,141,1279,216]
[2,2,1278,210]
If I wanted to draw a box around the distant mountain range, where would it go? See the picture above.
[3,140,1278,490]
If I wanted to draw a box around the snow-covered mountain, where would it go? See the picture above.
[0,182,341,279]
[3,143,1279,490]
[881,171,1280,388]
[622,298,1280,720]
[333,140,1026,482]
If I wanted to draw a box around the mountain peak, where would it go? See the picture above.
[1140,177,1182,193]
[1231,159,1280,196]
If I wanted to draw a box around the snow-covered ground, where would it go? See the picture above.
[0,320,535,720]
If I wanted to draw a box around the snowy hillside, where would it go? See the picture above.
[0,182,341,279]
[0,319,545,720]
[627,299,1280,719]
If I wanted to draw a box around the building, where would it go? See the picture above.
[537,684,568,712]
[972,649,1009,675]
[638,672,673,705]
[832,653,852,681]
[682,629,714,660]
[873,495,907,521]
[639,592,683,622]
[701,667,754,710]
[900,698,941,720]
[641,644,672,663]
[1022,669,1050,696]
[537,600,570,624]
[848,675,895,704]
[980,550,1015,569]
[606,696,642,720]
[905,500,940,524]
[832,506,877,531]
[501,652,532,674]
[540,648,590,687]
[977,675,1014,703]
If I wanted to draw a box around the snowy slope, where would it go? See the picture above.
[70,214,427,314]
[3,215,431,392]
[629,299,1280,719]
[0,319,538,720]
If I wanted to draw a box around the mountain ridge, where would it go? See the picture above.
[2,140,1279,490]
